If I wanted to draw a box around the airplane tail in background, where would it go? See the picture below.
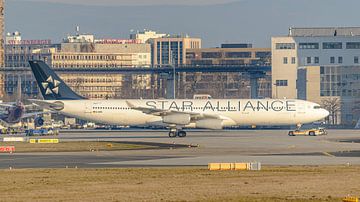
[29,61,85,100]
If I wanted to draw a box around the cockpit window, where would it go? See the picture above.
[314,106,321,109]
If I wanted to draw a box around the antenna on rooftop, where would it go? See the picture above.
[76,26,80,35]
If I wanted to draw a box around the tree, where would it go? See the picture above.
[321,98,341,125]
[352,101,360,126]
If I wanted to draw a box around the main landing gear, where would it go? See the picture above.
[168,129,187,138]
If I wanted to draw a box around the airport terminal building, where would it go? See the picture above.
[272,27,360,125]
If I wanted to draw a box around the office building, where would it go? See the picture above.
[186,44,271,65]
[58,72,124,99]
[0,70,156,100]
[152,36,201,66]
[48,52,150,68]
[2,31,153,100]
[4,32,152,68]
[180,44,271,99]
[5,31,60,67]
[52,34,151,68]
[272,27,360,125]
[130,30,167,43]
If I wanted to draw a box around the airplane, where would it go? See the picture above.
[0,101,46,130]
[28,60,329,138]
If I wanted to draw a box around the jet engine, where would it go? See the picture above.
[195,119,223,130]
[34,117,45,127]
[163,114,191,125]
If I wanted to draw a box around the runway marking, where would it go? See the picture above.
[322,152,335,157]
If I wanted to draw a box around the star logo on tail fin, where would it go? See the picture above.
[42,76,61,95]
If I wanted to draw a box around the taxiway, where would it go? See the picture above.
[0,129,359,168]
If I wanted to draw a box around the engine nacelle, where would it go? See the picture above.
[195,119,223,130]
[34,117,44,127]
[163,114,191,125]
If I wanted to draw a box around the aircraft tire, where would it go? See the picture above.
[168,131,177,138]
[177,131,187,138]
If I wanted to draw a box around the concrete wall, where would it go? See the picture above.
[95,43,151,54]
[305,66,321,104]
[271,37,298,99]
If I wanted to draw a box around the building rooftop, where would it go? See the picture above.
[289,27,360,37]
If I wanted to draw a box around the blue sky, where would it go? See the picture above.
[6,0,360,47]
[14,0,240,6]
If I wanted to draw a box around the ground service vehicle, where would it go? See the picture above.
[25,128,59,136]
[0,127,23,134]
[288,128,327,136]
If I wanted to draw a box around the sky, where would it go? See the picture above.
[15,0,240,6]
[6,0,360,47]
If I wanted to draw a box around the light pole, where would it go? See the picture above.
[173,63,176,99]
[152,84,155,99]
[273,83,278,99]
[170,50,176,99]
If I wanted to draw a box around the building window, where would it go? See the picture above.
[291,57,296,64]
[320,66,325,74]
[354,56,359,64]
[306,57,312,64]
[338,57,343,63]
[186,52,195,59]
[255,51,271,58]
[299,43,319,49]
[276,43,295,50]
[315,57,319,64]
[323,42,342,49]
[276,80,288,86]
[225,52,251,58]
[346,42,360,49]
[283,57,288,64]
[202,52,222,59]
[330,57,335,64]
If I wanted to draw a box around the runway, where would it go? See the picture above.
[1,129,360,168]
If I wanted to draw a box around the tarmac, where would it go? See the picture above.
[0,129,360,168]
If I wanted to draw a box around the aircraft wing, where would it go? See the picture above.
[0,103,38,109]
[28,99,64,111]
[21,111,54,119]
[24,103,38,109]
[126,101,225,120]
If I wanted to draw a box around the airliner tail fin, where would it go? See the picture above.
[29,61,85,100]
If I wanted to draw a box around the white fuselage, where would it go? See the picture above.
[36,99,329,128]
